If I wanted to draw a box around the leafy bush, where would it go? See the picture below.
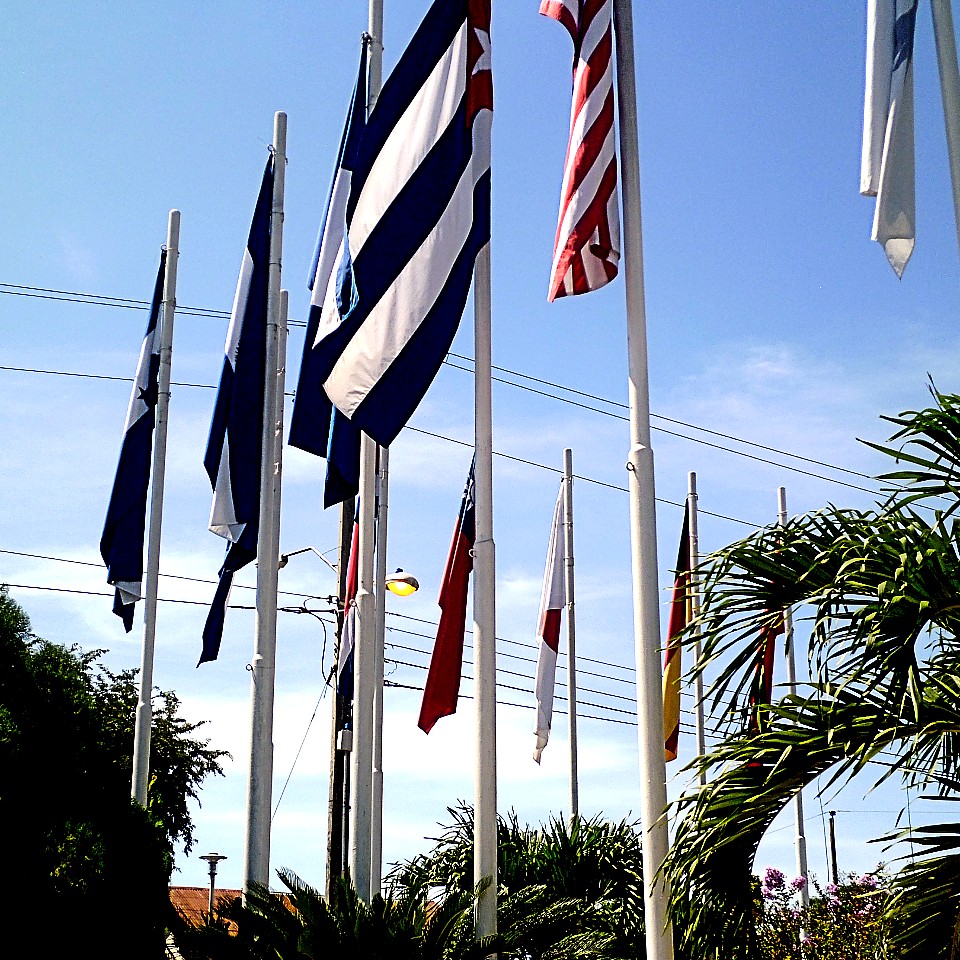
[756,866,897,960]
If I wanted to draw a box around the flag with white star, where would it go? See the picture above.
[100,250,166,632]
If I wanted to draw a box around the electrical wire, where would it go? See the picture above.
[0,280,895,502]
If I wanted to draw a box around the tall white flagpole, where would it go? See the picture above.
[687,472,706,785]
[472,0,496,928]
[473,236,497,942]
[930,0,960,259]
[349,5,384,902]
[612,2,673,958]
[131,209,180,806]
[371,445,389,897]
[562,448,579,820]
[350,441,377,903]
[244,110,286,893]
[778,487,809,905]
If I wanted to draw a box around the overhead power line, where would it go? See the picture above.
[0,362,763,527]
[0,280,889,501]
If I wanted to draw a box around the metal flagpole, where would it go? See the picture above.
[778,487,809,905]
[348,0,384,905]
[371,445,389,897]
[472,3,497,929]
[562,448,579,820]
[612,3,673,958]
[931,0,960,260]
[244,110,287,893]
[131,209,180,805]
[687,472,706,786]
[473,235,497,943]
[350,432,377,902]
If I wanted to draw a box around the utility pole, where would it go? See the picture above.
[828,811,839,885]
[326,505,355,897]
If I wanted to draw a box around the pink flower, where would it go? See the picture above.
[763,867,786,890]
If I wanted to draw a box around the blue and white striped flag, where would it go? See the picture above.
[289,44,367,509]
[306,0,493,447]
[100,251,166,632]
[200,156,274,665]
[861,0,918,278]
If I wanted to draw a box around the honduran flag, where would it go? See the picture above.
[289,45,366,509]
[663,504,691,762]
[199,156,274,665]
[541,0,620,299]
[337,508,360,698]
[747,614,784,734]
[533,484,566,762]
[305,0,492,448]
[100,251,166,632]
[861,0,918,277]
[419,459,476,734]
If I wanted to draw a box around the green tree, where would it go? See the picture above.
[662,386,960,960]
[391,804,646,959]
[0,587,226,957]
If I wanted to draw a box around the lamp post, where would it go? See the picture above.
[276,545,419,897]
[200,852,227,922]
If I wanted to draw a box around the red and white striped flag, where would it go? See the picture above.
[534,486,566,762]
[541,0,620,300]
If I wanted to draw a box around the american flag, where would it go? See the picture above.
[541,0,620,300]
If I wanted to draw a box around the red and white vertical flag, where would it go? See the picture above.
[663,504,691,762]
[534,485,566,762]
[541,0,620,300]
[418,461,476,734]
[336,510,360,697]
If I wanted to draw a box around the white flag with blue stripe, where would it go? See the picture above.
[289,43,367,509]
[306,0,493,447]
[200,156,274,664]
[100,251,166,632]
[861,0,918,277]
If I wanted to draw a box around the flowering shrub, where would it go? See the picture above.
[755,867,896,959]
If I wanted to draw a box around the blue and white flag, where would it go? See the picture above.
[200,156,274,665]
[289,44,367,509]
[861,0,918,278]
[100,251,166,632]
[306,0,493,448]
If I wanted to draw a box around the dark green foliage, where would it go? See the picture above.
[0,587,225,957]
[392,804,646,959]
[171,870,499,960]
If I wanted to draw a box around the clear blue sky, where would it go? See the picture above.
[3,1,959,893]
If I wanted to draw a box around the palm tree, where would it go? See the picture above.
[170,870,498,959]
[391,804,646,958]
[663,386,960,960]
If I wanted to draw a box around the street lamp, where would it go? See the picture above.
[385,569,419,597]
[199,852,228,922]
[274,545,420,896]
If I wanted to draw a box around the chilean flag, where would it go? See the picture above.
[663,504,691,762]
[533,484,566,762]
[418,459,476,734]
